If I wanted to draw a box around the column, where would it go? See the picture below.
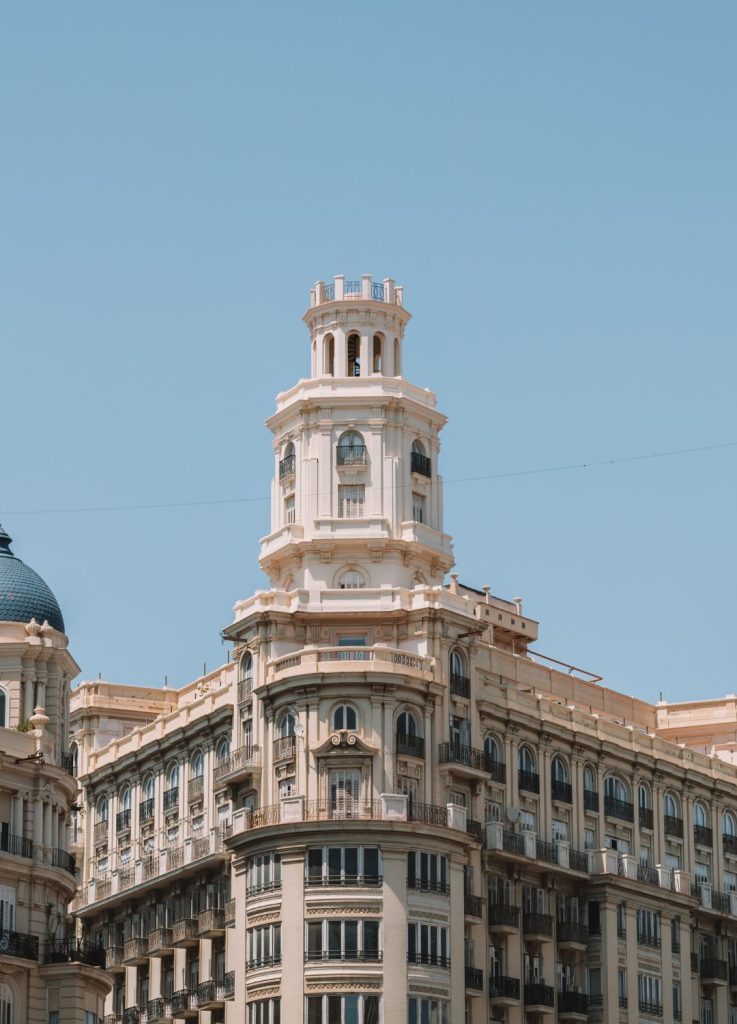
[424,703,433,804]
[383,703,394,793]
[540,747,551,839]
[32,797,43,853]
[11,795,23,838]
[449,857,465,1020]
[307,701,319,801]
[382,848,408,1022]
[43,799,53,851]
[654,784,666,866]
[680,917,693,1024]
[625,903,638,1018]
[280,851,305,1021]
[505,885,524,1024]
[359,331,370,377]
[507,735,518,809]
[685,794,696,879]
[23,672,35,722]
[712,801,724,890]
[596,763,607,851]
[661,912,673,1022]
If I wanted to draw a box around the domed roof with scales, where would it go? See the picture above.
[0,524,65,633]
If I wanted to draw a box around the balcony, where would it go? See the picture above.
[466,818,483,843]
[450,673,470,699]
[724,834,737,856]
[163,787,179,813]
[465,966,484,991]
[0,930,38,961]
[461,892,482,919]
[664,814,684,838]
[147,928,173,957]
[712,889,731,914]
[237,677,253,703]
[0,832,33,858]
[551,779,572,804]
[490,975,520,1001]
[279,453,296,478]
[336,444,367,467]
[304,950,382,964]
[638,1001,662,1016]
[637,931,661,949]
[224,898,236,927]
[489,904,520,931]
[639,806,654,830]
[536,839,558,865]
[524,982,555,1008]
[123,937,147,965]
[122,1010,139,1024]
[583,789,599,812]
[94,820,108,845]
[604,795,634,822]
[569,849,589,873]
[196,979,225,1009]
[700,958,728,984]
[396,734,425,759]
[273,735,296,761]
[46,938,105,968]
[556,921,589,948]
[407,951,450,968]
[523,913,553,939]
[488,759,506,783]
[139,798,154,823]
[213,745,261,783]
[147,999,172,1024]
[501,829,525,856]
[198,908,224,937]
[407,876,449,895]
[115,808,131,834]
[188,776,204,803]
[637,863,660,886]
[558,991,589,1016]
[224,971,235,999]
[438,741,491,776]
[411,451,431,477]
[171,918,198,948]
[691,951,699,973]
[170,990,197,1016]
[51,848,75,874]
[518,769,540,794]
[694,824,713,847]
[247,954,282,970]
[105,946,124,971]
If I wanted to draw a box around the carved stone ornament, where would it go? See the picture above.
[313,731,378,757]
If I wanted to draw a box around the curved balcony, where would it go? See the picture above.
[336,444,367,467]
[0,832,33,859]
[115,809,131,834]
[279,453,296,479]
[51,848,75,875]
[213,745,261,784]
[268,645,432,685]
[46,938,105,968]
[139,798,154,823]
[411,451,431,477]
[0,930,39,961]
[273,735,296,761]
[396,734,425,759]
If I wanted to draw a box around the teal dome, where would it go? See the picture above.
[0,525,65,633]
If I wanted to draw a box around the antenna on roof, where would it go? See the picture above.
[163,675,168,689]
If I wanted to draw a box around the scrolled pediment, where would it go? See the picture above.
[313,730,378,756]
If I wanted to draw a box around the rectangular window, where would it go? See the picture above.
[588,967,602,997]
[408,998,449,1024]
[247,923,282,968]
[484,797,502,822]
[247,853,282,894]
[726,872,737,892]
[306,995,380,1024]
[305,847,381,887]
[407,851,449,893]
[640,843,651,866]
[338,484,365,518]
[247,1000,281,1024]
[638,972,662,1010]
[636,907,660,946]
[673,984,681,1018]
[304,919,381,961]
[521,808,537,833]
[407,922,449,966]
[616,902,626,937]
[584,827,597,850]
[285,494,295,525]
[329,769,362,816]
[412,492,425,523]
[552,819,568,842]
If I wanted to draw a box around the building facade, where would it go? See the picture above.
[70,276,737,1024]
[0,525,111,1023]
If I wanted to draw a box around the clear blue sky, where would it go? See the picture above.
[1,2,735,703]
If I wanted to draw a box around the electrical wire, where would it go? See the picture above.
[2,440,735,517]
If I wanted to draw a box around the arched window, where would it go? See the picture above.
[279,711,296,738]
[239,653,253,682]
[411,439,431,477]
[142,775,154,801]
[551,756,568,783]
[0,687,6,728]
[604,775,630,803]
[120,786,131,811]
[518,746,536,773]
[484,734,501,764]
[0,984,13,1024]
[336,430,366,466]
[393,338,401,376]
[69,742,78,777]
[397,710,418,739]
[338,569,366,590]
[583,766,596,793]
[96,797,108,823]
[216,737,230,762]
[166,763,179,790]
[347,333,361,376]
[332,705,357,731]
[324,333,335,376]
[190,751,204,779]
[693,802,708,829]
[372,334,383,373]
[664,793,681,819]
[638,784,651,809]
[396,710,422,757]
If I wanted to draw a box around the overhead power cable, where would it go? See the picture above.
[1,440,735,517]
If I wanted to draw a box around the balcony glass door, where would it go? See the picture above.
[329,769,361,818]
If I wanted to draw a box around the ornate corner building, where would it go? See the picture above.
[0,526,111,1022]
[53,275,737,1024]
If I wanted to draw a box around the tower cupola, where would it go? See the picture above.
[259,275,454,594]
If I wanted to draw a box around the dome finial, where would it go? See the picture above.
[0,524,12,553]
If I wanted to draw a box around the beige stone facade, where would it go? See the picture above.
[70,278,737,1024]
[0,543,111,1023]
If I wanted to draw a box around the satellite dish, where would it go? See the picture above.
[506,805,521,824]
[294,723,305,738]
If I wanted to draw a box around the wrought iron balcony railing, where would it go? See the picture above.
[700,957,728,982]
[694,824,713,847]
[551,779,572,803]
[490,975,520,999]
[450,673,470,698]
[524,983,555,1007]
[664,814,684,838]
[139,798,154,822]
[407,951,450,968]
[488,903,520,929]
[273,735,296,760]
[465,966,484,990]
[604,795,634,822]
[523,913,553,937]
[410,451,431,477]
[45,938,105,967]
[279,453,296,478]
[396,734,425,758]
[518,770,540,794]
[439,741,490,772]
[51,848,75,874]
[464,893,482,917]
[336,445,367,466]
[0,832,33,858]
[558,992,589,1014]
[583,789,599,812]
[0,929,39,960]
[214,745,261,780]
[163,787,179,812]
[639,806,654,829]
[556,921,589,945]
[115,809,131,833]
